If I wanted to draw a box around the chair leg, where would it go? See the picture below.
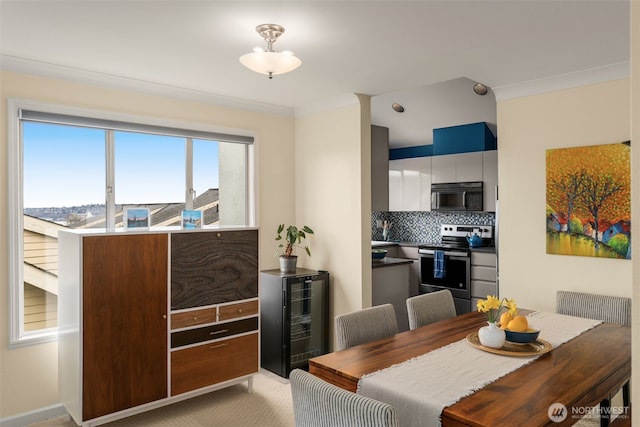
[600,398,611,427]
[622,381,630,408]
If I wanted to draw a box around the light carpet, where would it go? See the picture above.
[25,368,622,427]
[29,371,294,427]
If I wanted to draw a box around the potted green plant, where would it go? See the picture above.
[275,224,314,273]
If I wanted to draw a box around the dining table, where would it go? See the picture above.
[308,309,631,426]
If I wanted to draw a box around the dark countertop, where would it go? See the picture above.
[372,257,414,269]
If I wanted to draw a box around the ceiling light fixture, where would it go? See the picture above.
[239,24,302,79]
[473,83,489,96]
[392,103,405,113]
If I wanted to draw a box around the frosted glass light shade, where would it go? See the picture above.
[239,51,302,77]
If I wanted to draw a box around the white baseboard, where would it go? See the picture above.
[0,404,67,427]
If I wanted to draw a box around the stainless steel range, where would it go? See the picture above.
[418,224,493,314]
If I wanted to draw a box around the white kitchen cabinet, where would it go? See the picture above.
[455,152,484,182]
[430,154,456,184]
[483,150,498,212]
[389,157,431,211]
[432,152,483,184]
[389,169,403,210]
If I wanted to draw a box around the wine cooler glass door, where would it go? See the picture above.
[288,275,328,372]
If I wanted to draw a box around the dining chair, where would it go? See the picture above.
[556,290,631,326]
[556,290,631,415]
[406,289,457,330]
[334,304,398,351]
[289,369,400,427]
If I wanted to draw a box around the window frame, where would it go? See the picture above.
[7,98,256,347]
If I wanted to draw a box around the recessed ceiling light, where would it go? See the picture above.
[392,103,405,113]
[473,83,488,96]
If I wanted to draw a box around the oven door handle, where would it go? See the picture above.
[419,249,469,258]
[462,191,467,209]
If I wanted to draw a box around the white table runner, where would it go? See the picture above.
[356,312,601,427]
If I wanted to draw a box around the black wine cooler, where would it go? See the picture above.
[260,268,329,378]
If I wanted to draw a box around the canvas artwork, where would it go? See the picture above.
[124,208,150,230]
[546,142,630,259]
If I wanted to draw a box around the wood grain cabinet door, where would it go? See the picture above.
[82,234,168,421]
[171,230,258,309]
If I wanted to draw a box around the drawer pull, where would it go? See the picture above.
[210,329,229,335]
[210,343,228,350]
[193,316,198,321]
[238,309,243,313]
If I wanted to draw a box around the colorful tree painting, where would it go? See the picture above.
[546,142,630,259]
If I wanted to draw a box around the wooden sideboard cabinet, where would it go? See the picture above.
[58,227,259,426]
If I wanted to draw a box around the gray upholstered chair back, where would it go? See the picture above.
[334,304,398,351]
[556,290,632,410]
[290,369,399,427]
[556,290,631,326]
[406,289,457,330]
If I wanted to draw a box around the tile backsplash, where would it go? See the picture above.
[372,211,495,244]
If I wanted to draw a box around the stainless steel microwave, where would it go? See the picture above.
[431,181,483,211]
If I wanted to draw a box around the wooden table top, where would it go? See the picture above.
[308,310,631,427]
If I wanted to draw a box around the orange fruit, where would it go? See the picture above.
[499,312,513,329]
[506,316,528,332]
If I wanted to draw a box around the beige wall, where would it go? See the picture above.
[497,78,631,313]
[0,71,296,417]
[294,94,372,349]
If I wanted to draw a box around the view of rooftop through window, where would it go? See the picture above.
[20,120,232,334]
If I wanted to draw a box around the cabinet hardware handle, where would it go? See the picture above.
[193,316,198,321]
[162,314,167,319]
[210,329,229,335]
[209,343,228,350]
[238,309,243,313]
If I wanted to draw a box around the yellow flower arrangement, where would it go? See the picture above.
[476,295,517,323]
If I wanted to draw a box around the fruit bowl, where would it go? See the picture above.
[372,249,388,260]
[505,328,540,344]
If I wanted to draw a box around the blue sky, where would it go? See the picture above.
[23,122,219,208]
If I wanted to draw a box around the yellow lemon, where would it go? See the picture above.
[499,312,512,329]
[507,315,528,332]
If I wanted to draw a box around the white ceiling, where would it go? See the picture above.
[0,0,630,147]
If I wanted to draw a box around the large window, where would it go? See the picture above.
[9,100,255,346]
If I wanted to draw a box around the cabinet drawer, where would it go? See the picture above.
[171,333,258,395]
[471,252,497,267]
[471,280,497,298]
[219,300,259,321]
[171,317,258,348]
[171,307,217,330]
[471,265,496,282]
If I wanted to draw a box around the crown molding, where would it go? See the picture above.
[492,62,630,101]
[0,55,295,117]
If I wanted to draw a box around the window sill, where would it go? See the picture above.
[10,328,58,349]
